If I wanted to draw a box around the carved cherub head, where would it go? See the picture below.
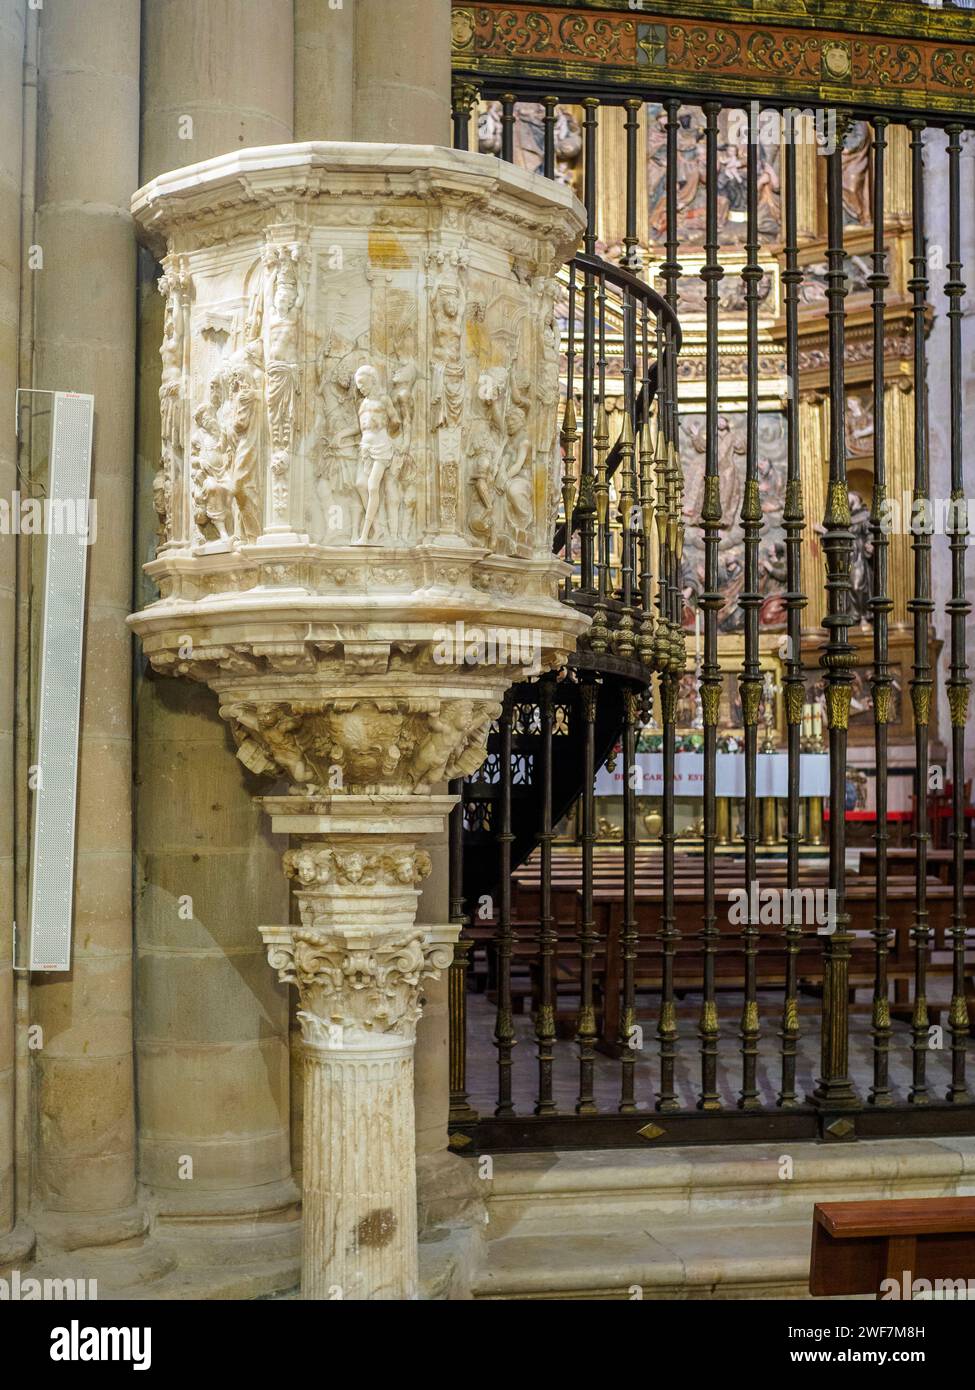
[339,851,366,884]
[447,698,475,729]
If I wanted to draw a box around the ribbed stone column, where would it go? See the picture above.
[294,0,353,141]
[134,0,298,1274]
[29,0,141,1236]
[0,0,26,1266]
[353,0,451,145]
[141,0,294,179]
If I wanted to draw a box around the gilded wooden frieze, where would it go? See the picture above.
[453,3,975,116]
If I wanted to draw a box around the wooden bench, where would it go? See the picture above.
[810,1197,975,1298]
[590,881,964,1046]
[859,846,975,886]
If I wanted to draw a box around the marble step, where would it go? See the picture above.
[482,1137,975,1239]
[474,1216,815,1300]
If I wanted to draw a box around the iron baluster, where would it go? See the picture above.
[494,693,516,1116]
[738,106,763,1110]
[944,122,971,1104]
[500,92,515,162]
[779,107,807,1110]
[814,117,858,1116]
[908,118,933,1107]
[868,116,894,1107]
[656,97,682,1112]
[699,99,723,1112]
[619,686,639,1112]
[576,677,599,1114]
[534,679,557,1114]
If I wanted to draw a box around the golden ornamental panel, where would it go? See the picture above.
[453,3,975,118]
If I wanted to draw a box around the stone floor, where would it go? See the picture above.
[465,980,974,1114]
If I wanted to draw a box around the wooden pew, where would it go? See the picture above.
[858,845,975,886]
[810,1197,975,1298]
[589,881,961,1047]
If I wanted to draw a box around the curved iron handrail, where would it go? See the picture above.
[552,249,681,558]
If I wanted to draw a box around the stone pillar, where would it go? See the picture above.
[129,142,586,1297]
[29,0,140,1235]
[0,0,26,1266]
[135,0,297,1280]
[353,0,451,146]
[262,795,456,1298]
[294,0,353,141]
[140,0,294,178]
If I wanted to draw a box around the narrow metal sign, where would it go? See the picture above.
[28,391,94,972]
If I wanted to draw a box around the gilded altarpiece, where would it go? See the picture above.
[463,13,931,753]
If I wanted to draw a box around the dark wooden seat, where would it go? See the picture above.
[810,1197,975,1298]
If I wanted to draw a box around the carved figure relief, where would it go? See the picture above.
[263,243,305,525]
[478,100,583,191]
[189,372,235,546]
[847,488,874,625]
[845,392,875,458]
[497,404,533,554]
[842,120,873,228]
[189,306,268,552]
[308,275,418,548]
[535,280,563,533]
[646,104,781,248]
[313,330,361,541]
[225,301,265,544]
[428,250,469,531]
[468,368,508,544]
[680,410,787,631]
[411,699,492,788]
[348,362,413,546]
[154,265,189,544]
[799,252,872,306]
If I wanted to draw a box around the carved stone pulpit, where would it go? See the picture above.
[129,143,587,1298]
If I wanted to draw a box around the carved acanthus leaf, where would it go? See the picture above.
[267,927,448,1042]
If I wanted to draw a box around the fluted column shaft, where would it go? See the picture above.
[302,1039,415,1299]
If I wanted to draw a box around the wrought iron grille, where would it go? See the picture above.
[447,80,975,1150]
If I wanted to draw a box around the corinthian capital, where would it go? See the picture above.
[262,923,455,1046]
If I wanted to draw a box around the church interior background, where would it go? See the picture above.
[3,0,975,1312]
